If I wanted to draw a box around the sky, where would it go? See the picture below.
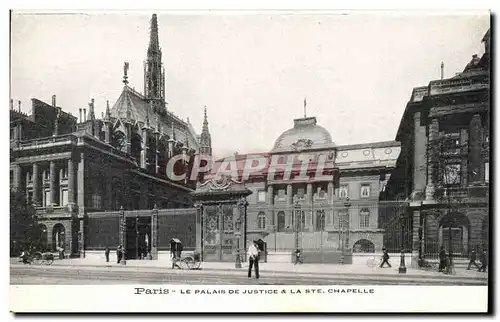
[10,11,490,158]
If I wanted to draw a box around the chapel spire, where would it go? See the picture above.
[200,106,212,156]
[144,14,165,110]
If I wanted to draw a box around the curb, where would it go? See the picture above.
[12,262,488,281]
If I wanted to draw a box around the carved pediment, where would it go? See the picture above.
[199,175,243,192]
[291,139,313,151]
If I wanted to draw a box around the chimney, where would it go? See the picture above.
[79,108,82,123]
[10,99,13,110]
[52,95,56,108]
[18,100,21,112]
[83,109,87,122]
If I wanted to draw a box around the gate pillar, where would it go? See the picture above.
[151,205,158,260]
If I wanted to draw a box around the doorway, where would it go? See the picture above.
[125,216,151,259]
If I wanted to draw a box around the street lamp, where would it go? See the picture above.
[399,214,407,274]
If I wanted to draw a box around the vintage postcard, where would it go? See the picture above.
[9,10,490,313]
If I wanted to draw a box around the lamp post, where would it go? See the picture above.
[399,213,407,274]
[340,197,351,264]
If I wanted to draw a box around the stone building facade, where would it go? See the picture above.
[383,29,490,261]
[9,14,212,257]
[203,115,401,258]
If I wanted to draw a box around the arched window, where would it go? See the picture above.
[277,211,286,232]
[359,208,370,229]
[316,210,325,231]
[353,239,375,253]
[257,211,266,229]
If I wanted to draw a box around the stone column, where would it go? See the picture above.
[413,112,428,194]
[49,161,57,205]
[286,184,293,226]
[13,164,22,191]
[411,209,421,268]
[425,118,439,201]
[151,205,158,260]
[32,163,40,206]
[77,152,85,214]
[168,139,174,159]
[195,204,202,254]
[460,129,469,186]
[469,114,482,182]
[327,182,334,201]
[67,159,75,204]
[267,185,274,226]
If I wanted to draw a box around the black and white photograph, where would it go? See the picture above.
[8,9,491,313]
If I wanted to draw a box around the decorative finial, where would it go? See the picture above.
[123,62,130,85]
[303,96,307,118]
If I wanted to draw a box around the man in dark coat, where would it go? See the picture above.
[116,245,122,264]
[478,250,487,272]
[467,250,480,270]
[105,247,110,263]
[380,248,391,268]
[438,246,447,272]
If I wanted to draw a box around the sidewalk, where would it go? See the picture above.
[13,257,487,281]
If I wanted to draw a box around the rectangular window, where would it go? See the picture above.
[485,163,489,182]
[257,190,266,203]
[44,191,51,206]
[360,184,371,198]
[359,208,370,229]
[61,189,69,206]
[339,185,349,199]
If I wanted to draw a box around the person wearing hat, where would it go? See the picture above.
[379,247,391,268]
[478,250,488,272]
[438,245,447,272]
[467,250,480,270]
[247,240,260,279]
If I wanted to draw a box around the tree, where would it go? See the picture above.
[10,188,41,256]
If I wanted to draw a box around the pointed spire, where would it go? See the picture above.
[303,96,307,118]
[148,14,160,55]
[123,62,129,85]
[202,105,209,129]
[104,100,111,120]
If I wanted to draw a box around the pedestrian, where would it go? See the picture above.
[467,250,480,270]
[294,249,303,265]
[478,250,487,272]
[105,247,110,263]
[247,240,260,279]
[380,248,391,268]
[438,246,447,272]
[116,245,122,264]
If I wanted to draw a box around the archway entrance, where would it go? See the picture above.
[125,216,151,260]
[353,239,375,253]
[439,212,470,256]
[52,223,66,251]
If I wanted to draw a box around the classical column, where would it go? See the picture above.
[67,159,75,204]
[306,183,313,203]
[77,152,85,214]
[13,164,22,191]
[267,185,274,226]
[425,118,439,201]
[32,163,40,206]
[327,182,334,201]
[168,138,175,159]
[286,184,293,226]
[49,161,57,205]
[469,114,482,182]
[460,129,469,186]
[151,205,159,260]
